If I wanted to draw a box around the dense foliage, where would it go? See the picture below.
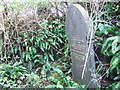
[0,0,119,89]
[95,2,120,88]
[0,18,75,88]
[0,1,84,87]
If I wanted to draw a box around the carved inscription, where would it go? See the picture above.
[70,36,86,60]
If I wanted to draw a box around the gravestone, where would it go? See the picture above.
[65,4,98,88]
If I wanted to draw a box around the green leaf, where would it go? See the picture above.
[116,22,120,27]
[110,52,120,72]
[45,85,57,88]
[114,75,120,80]
[57,81,62,86]
[40,43,44,52]
[49,54,54,61]
[48,38,53,42]
[116,65,120,74]
[48,76,58,83]
[57,85,63,88]
[107,81,120,89]
[102,36,120,56]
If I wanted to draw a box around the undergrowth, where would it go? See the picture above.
[94,2,120,89]
[0,0,119,89]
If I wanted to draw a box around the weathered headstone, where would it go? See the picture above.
[66,4,97,88]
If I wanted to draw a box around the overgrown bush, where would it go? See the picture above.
[94,2,120,88]
[0,1,74,88]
